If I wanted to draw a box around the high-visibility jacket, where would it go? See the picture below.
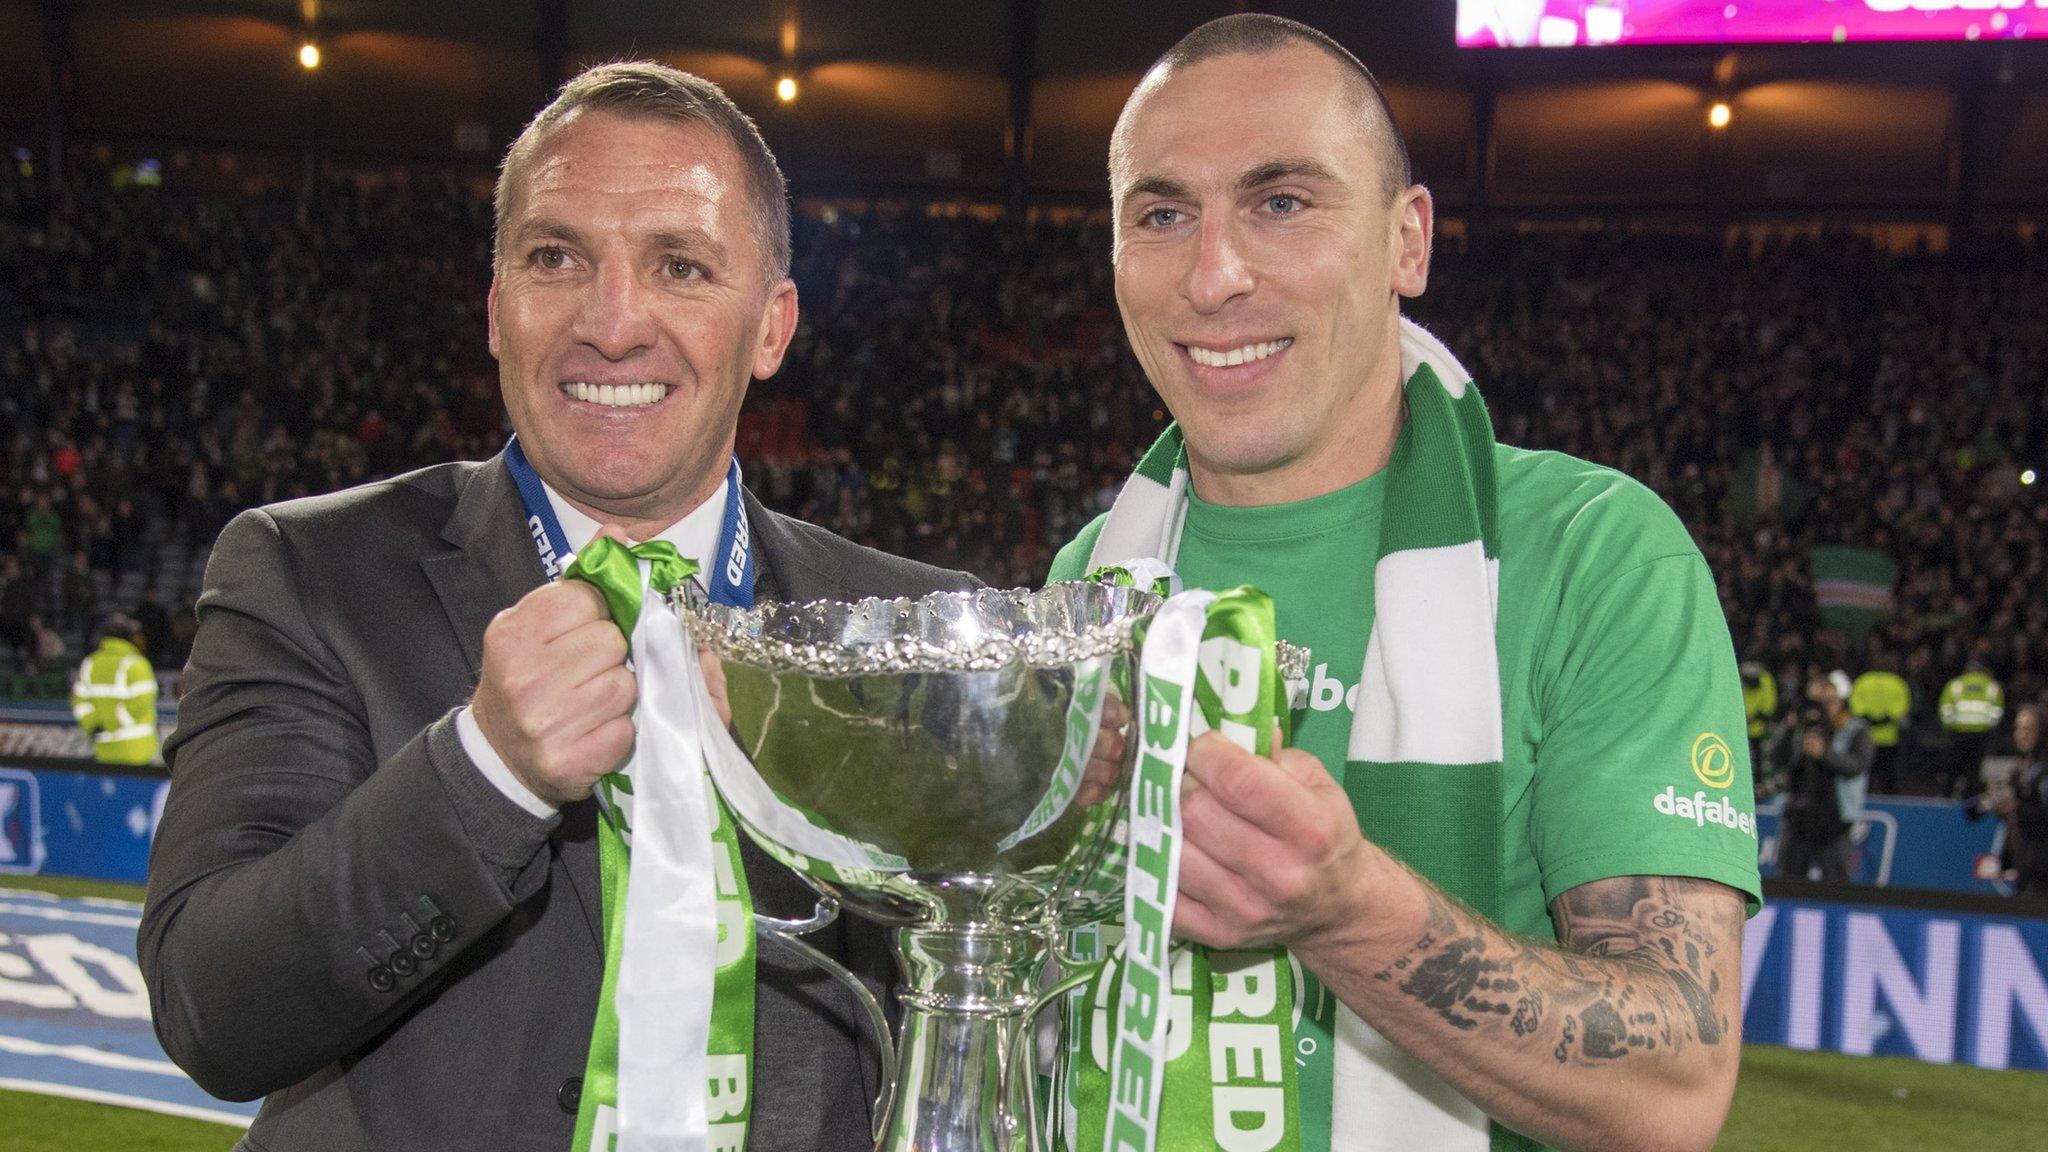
[1743,670,1778,741]
[1939,671,2005,736]
[71,637,159,765]
[1850,670,1910,748]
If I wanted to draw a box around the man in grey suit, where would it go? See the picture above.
[140,62,970,1151]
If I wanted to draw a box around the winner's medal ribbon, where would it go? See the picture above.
[1074,583,1301,1152]
[565,538,758,1152]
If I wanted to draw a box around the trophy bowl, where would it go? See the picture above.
[682,581,1305,1152]
[684,581,1150,1152]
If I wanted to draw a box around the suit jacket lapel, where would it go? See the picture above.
[419,454,606,949]
[420,455,548,677]
[742,487,844,604]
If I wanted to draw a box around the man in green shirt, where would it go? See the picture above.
[1047,15,1757,1152]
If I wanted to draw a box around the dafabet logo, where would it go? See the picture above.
[1691,732,1735,789]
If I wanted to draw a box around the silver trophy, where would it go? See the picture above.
[683,582,1303,1152]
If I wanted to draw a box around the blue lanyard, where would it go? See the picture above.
[503,435,755,609]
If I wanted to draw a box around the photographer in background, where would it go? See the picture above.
[1967,705,2048,896]
[1768,671,1874,882]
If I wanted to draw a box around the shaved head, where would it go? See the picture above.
[1112,14,1413,206]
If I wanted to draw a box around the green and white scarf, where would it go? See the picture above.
[1065,318,1533,1152]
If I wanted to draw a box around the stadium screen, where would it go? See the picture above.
[1456,1,2045,47]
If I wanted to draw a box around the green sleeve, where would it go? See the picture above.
[1044,513,1109,585]
[1528,553,1764,915]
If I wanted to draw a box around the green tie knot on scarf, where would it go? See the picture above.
[564,536,699,646]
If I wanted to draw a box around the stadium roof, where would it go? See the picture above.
[2,1,2043,218]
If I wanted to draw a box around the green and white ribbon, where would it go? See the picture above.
[1089,558,1179,599]
[1100,588,1206,1152]
[1063,585,1301,1152]
[1068,317,1512,1152]
[564,538,757,1152]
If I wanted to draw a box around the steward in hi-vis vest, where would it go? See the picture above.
[1940,668,2004,735]
[1851,662,1909,795]
[1742,662,1777,779]
[1939,662,2004,797]
[72,614,159,765]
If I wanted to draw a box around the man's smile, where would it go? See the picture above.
[1179,336,1293,369]
[558,380,676,409]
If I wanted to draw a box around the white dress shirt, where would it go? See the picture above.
[456,476,731,816]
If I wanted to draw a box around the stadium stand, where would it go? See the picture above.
[1,154,2043,792]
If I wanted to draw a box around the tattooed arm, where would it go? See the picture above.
[1318,871,1744,1152]
[1177,733,1746,1152]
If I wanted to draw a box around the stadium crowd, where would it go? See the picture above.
[2,155,2044,796]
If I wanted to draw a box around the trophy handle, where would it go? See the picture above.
[754,898,899,1142]
[1003,954,1109,1152]
[753,896,842,937]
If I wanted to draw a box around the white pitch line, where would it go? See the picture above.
[0,1076,252,1128]
[0,1033,183,1076]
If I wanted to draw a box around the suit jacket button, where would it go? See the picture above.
[557,1076,583,1115]
[429,915,457,942]
[367,966,396,993]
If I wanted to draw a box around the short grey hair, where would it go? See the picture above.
[494,61,792,280]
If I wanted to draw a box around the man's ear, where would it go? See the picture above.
[1391,185,1433,300]
[486,274,501,360]
[751,278,799,380]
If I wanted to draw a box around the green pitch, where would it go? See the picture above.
[5,1045,2046,1150]
[1717,1045,2048,1151]
[1,874,146,903]
[0,1091,238,1152]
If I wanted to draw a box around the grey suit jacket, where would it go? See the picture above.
[142,454,977,1151]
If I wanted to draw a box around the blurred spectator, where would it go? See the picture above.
[1768,671,1875,881]
[69,612,158,765]
[2007,705,2048,896]
[1741,660,1777,782]
[0,150,2044,732]
[59,549,97,634]
[1969,705,2048,896]
[27,613,64,663]
[166,592,199,671]
[1850,652,1910,794]
[133,585,168,663]
[23,492,63,581]
[0,555,31,669]
[1941,659,2006,796]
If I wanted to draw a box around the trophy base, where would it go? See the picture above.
[879,926,1049,1152]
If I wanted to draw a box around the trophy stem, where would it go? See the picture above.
[879,926,1048,1152]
